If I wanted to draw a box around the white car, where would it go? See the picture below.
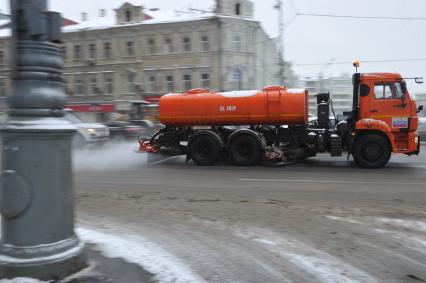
[64,110,110,147]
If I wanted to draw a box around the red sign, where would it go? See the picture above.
[143,95,162,102]
[65,103,115,113]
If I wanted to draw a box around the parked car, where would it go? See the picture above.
[308,116,338,128]
[64,109,110,147]
[419,117,426,141]
[103,120,144,141]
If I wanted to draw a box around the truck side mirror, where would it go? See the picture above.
[418,105,424,113]
[415,77,424,84]
[359,84,370,97]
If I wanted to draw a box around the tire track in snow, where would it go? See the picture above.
[232,227,379,283]
[324,215,426,274]
[325,216,426,251]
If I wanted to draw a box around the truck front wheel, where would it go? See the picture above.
[189,135,221,166]
[352,134,391,169]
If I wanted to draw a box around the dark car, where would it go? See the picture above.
[103,121,144,141]
[308,116,338,129]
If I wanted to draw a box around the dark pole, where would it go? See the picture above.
[0,0,86,280]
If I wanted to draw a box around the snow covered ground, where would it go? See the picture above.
[69,213,426,283]
[0,278,50,283]
[2,150,426,282]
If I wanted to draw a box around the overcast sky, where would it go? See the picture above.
[1,0,426,93]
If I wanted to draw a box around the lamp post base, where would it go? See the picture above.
[0,237,86,280]
[0,117,86,280]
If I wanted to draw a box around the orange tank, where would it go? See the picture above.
[159,86,309,126]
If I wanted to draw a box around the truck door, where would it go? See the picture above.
[368,81,411,132]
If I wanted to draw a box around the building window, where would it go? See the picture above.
[75,78,86,96]
[235,3,241,15]
[147,38,156,55]
[89,76,98,95]
[165,75,174,92]
[126,9,132,22]
[127,72,136,93]
[61,46,66,62]
[233,35,241,51]
[89,43,96,59]
[0,78,5,97]
[201,36,209,52]
[126,41,135,57]
[183,74,192,91]
[164,37,173,53]
[201,73,210,89]
[146,75,157,93]
[74,45,83,60]
[81,12,88,22]
[103,42,112,59]
[232,68,243,90]
[182,37,191,52]
[104,73,114,95]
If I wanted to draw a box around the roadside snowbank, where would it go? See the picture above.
[77,227,206,283]
[0,279,50,283]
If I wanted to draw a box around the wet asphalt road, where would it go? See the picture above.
[73,146,426,283]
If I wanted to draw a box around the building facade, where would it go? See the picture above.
[0,1,295,122]
[300,75,353,116]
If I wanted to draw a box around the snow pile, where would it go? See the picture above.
[77,227,205,283]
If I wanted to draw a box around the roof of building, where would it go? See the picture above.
[0,6,257,39]
[63,10,215,33]
[63,8,258,34]
[0,17,80,38]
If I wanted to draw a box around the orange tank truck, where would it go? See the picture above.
[139,64,423,169]
[159,86,308,126]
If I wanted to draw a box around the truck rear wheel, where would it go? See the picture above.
[189,135,221,166]
[352,134,391,169]
[229,135,262,166]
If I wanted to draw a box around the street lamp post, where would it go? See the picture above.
[0,0,86,280]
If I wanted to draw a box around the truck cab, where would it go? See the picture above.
[350,72,421,168]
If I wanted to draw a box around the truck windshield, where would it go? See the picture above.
[374,82,404,99]
[394,82,403,98]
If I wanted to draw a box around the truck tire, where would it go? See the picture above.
[229,135,262,166]
[189,135,221,166]
[352,134,391,169]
